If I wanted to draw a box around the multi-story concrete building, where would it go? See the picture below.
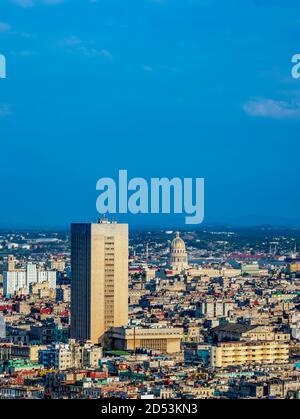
[37,271,57,288]
[48,257,66,272]
[71,220,128,344]
[211,340,290,368]
[3,264,56,296]
[3,271,26,295]
[0,386,44,399]
[210,324,290,343]
[56,286,71,303]
[0,314,5,339]
[241,262,268,277]
[107,326,183,354]
[188,267,241,278]
[6,255,16,272]
[196,300,236,319]
[11,344,47,362]
[30,282,56,299]
[38,340,102,370]
[0,343,12,361]
[39,343,73,370]
[27,263,37,286]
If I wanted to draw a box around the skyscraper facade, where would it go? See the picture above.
[0,314,6,339]
[71,220,128,344]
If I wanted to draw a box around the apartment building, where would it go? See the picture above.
[211,340,289,368]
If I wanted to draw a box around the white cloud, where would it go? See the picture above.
[243,98,300,120]
[78,46,113,58]
[59,35,82,47]
[98,49,112,59]
[58,36,113,59]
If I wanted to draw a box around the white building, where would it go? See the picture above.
[27,263,37,286]
[3,263,57,296]
[0,314,6,339]
[37,271,56,289]
[3,271,26,295]
[292,323,300,340]
[39,341,102,370]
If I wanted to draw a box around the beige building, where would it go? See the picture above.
[11,344,47,362]
[211,340,289,368]
[107,326,183,354]
[71,220,128,344]
[0,343,47,363]
[6,255,16,272]
[16,301,31,315]
[288,261,300,273]
[48,257,66,272]
[30,282,56,299]
[188,267,241,278]
[211,324,291,343]
[196,300,236,319]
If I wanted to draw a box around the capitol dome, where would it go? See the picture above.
[171,232,186,251]
[169,232,188,272]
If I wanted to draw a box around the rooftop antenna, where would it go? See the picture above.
[98,215,109,224]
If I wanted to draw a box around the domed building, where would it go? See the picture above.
[169,231,188,273]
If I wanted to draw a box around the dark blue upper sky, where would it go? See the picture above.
[1,0,300,228]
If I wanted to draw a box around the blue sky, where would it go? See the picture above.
[1,0,300,228]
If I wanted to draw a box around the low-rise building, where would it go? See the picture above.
[107,327,183,354]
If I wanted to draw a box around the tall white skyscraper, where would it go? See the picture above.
[27,263,37,285]
[0,314,6,339]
